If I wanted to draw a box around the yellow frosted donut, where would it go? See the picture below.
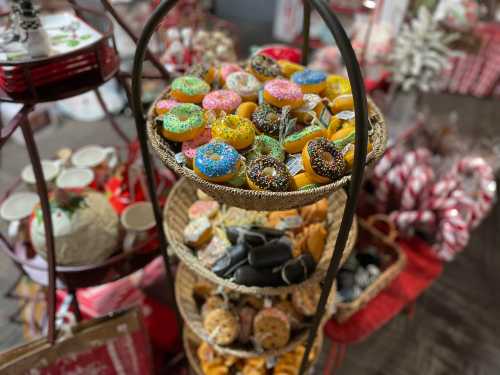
[302,137,345,184]
[282,124,325,154]
[291,69,327,94]
[263,79,304,109]
[170,75,210,103]
[212,115,255,150]
[236,102,258,119]
[278,60,305,78]
[325,74,351,100]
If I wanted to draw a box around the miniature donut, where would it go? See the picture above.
[275,300,304,330]
[326,111,354,138]
[302,137,345,184]
[184,216,213,248]
[155,98,179,115]
[203,308,240,346]
[211,115,255,150]
[181,127,212,164]
[291,69,327,94]
[282,124,325,154]
[325,74,351,100]
[219,63,243,85]
[188,200,220,220]
[249,54,281,82]
[194,141,242,182]
[251,104,285,137]
[292,93,323,123]
[201,295,226,319]
[331,94,354,113]
[263,79,304,109]
[236,101,258,119]
[170,75,210,103]
[161,103,206,142]
[245,134,285,162]
[293,172,319,191]
[202,90,242,114]
[330,126,355,149]
[278,59,305,78]
[253,308,291,350]
[225,71,261,102]
[188,63,216,84]
[246,156,292,192]
[292,283,322,316]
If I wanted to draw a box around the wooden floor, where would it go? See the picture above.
[1,93,499,374]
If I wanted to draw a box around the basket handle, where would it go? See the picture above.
[365,214,398,242]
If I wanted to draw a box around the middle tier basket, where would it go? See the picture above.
[165,178,357,295]
[147,97,386,211]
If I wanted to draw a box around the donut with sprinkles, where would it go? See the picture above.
[161,103,206,142]
[263,79,304,109]
[249,54,281,82]
[251,103,287,138]
[194,141,241,182]
[291,69,327,94]
[302,137,345,184]
[202,89,242,114]
[246,156,292,192]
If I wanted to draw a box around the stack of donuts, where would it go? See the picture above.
[154,54,374,192]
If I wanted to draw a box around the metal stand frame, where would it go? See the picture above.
[131,1,369,374]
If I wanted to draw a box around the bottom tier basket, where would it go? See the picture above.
[176,262,335,359]
[335,215,407,323]
[183,326,324,375]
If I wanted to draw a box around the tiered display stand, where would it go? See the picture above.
[131,1,385,374]
[0,0,172,341]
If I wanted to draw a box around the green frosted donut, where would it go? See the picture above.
[171,75,210,103]
[245,135,285,162]
[161,103,205,142]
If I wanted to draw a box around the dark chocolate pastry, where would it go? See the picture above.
[233,265,285,287]
[226,227,266,247]
[248,238,292,268]
[249,225,285,241]
[211,243,250,278]
[281,253,316,285]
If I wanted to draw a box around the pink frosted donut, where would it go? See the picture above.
[182,127,212,161]
[155,99,179,115]
[219,63,243,83]
[263,79,303,108]
[202,90,242,113]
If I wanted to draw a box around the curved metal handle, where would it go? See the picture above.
[298,1,369,373]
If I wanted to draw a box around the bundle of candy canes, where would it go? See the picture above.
[370,147,496,261]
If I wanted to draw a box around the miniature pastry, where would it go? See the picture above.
[155,98,179,115]
[236,101,259,119]
[293,172,319,191]
[170,75,210,103]
[253,308,291,350]
[202,295,226,318]
[245,135,285,162]
[249,54,281,82]
[188,63,216,84]
[246,156,292,192]
[219,63,243,85]
[211,115,255,150]
[226,71,261,102]
[184,216,213,248]
[181,127,212,164]
[194,141,242,182]
[275,300,304,330]
[278,59,305,78]
[203,308,240,346]
[291,69,327,94]
[292,93,323,123]
[161,103,206,142]
[282,124,325,154]
[188,200,220,220]
[292,283,322,317]
[325,74,351,100]
[263,79,304,109]
[202,90,242,114]
[251,103,286,138]
[302,137,345,184]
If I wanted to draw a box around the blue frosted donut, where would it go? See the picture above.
[291,69,327,94]
[194,141,241,182]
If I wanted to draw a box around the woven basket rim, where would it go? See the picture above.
[182,326,324,375]
[165,177,357,295]
[334,217,407,323]
[177,264,331,359]
[147,87,387,210]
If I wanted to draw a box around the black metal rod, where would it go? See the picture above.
[298,1,369,374]
[20,113,58,345]
[301,0,311,66]
[131,0,182,333]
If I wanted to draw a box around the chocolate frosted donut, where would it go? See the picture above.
[303,137,345,183]
[246,156,292,192]
[251,103,288,138]
[249,54,281,81]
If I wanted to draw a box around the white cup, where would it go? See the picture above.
[56,167,95,190]
[21,160,62,188]
[120,201,156,252]
[71,145,118,169]
[0,192,40,241]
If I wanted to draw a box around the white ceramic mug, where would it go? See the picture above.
[0,192,39,241]
[71,145,118,188]
[120,201,156,252]
[56,167,95,190]
[21,160,62,189]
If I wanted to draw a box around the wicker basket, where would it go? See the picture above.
[175,262,334,359]
[147,90,387,211]
[183,327,324,375]
[334,215,407,323]
[165,178,357,295]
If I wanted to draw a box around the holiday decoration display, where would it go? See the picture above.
[434,0,479,32]
[389,7,457,92]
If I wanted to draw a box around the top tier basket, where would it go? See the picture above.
[147,96,386,211]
